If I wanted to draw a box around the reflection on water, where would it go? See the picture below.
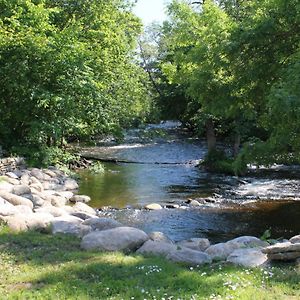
[77,121,300,242]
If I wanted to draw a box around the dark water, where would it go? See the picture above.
[78,121,300,242]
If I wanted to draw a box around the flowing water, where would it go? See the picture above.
[77,121,300,242]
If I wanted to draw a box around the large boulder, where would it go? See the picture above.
[0,191,33,209]
[83,217,123,231]
[227,248,268,267]
[72,202,96,216]
[136,240,177,257]
[51,215,91,238]
[81,226,149,252]
[166,247,212,266]
[177,238,210,251]
[2,212,54,232]
[262,242,300,261]
[206,236,268,261]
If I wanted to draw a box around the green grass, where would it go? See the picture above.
[0,224,299,300]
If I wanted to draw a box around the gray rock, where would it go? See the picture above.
[64,179,79,191]
[73,202,96,216]
[12,185,31,196]
[206,236,269,261]
[43,169,57,178]
[189,200,201,207]
[31,195,45,207]
[30,183,44,193]
[227,248,268,267]
[0,181,14,193]
[145,203,163,210]
[167,247,212,266]
[262,242,300,254]
[3,212,53,232]
[148,231,173,244]
[14,205,33,215]
[290,235,300,244]
[31,168,52,181]
[52,222,91,238]
[46,195,67,208]
[42,182,64,191]
[70,195,91,203]
[0,191,33,209]
[0,197,18,216]
[83,217,123,231]
[56,191,74,200]
[177,238,210,251]
[81,226,149,252]
[20,174,31,185]
[228,236,269,248]
[2,177,20,185]
[35,206,68,217]
[136,240,177,257]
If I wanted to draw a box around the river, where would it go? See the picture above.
[77,121,300,243]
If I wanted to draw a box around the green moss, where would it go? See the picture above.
[0,225,299,299]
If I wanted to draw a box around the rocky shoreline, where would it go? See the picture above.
[0,165,299,268]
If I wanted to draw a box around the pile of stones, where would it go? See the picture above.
[0,167,299,268]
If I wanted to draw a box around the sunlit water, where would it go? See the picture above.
[78,121,300,242]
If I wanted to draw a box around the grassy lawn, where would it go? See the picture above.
[0,224,299,300]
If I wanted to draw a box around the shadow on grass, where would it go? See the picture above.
[0,227,299,299]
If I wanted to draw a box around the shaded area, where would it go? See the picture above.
[0,228,299,299]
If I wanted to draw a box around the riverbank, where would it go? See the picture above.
[0,224,299,300]
[0,164,300,298]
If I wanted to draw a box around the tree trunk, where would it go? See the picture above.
[206,118,216,152]
[233,132,241,158]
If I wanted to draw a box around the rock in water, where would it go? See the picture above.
[145,203,163,210]
[81,227,149,252]
[227,248,268,267]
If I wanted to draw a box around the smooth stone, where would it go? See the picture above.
[30,183,44,193]
[43,169,57,178]
[0,191,33,209]
[0,181,14,192]
[35,206,68,217]
[42,182,64,191]
[205,242,241,260]
[136,240,177,257]
[145,203,163,210]
[166,247,212,266]
[177,238,210,251]
[56,191,74,200]
[227,248,268,267]
[31,168,52,181]
[51,215,90,238]
[70,195,91,203]
[228,236,269,248]
[45,195,67,208]
[12,185,31,196]
[83,217,123,231]
[31,195,45,207]
[148,231,173,244]
[81,226,149,252]
[290,235,300,244]
[3,212,54,232]
[14,205,33,215]
[262,242,293,254]
[189,200,201,207]
[20,174,31,185]
[2,177,20,185]
[64,179,79,190]
[0,197,18,216]
[73,202,96,216]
